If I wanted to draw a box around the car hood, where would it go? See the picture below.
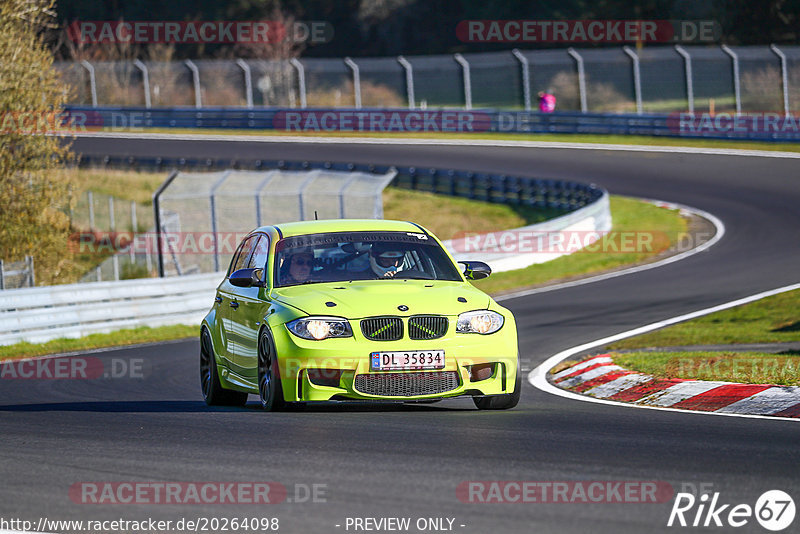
[270,280,491,318]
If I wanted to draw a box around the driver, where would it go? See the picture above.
[369,243,404,278]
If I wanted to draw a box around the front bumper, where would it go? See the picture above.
[271,319,518,402]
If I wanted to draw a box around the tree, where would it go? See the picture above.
[0,0,75,285]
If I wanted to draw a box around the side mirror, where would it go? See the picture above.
[229,268,265,288]
[459,261,492,280]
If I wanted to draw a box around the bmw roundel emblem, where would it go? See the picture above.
[397,305,409,311]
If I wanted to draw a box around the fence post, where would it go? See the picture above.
[184,59,202,108]
[397,56,415,109]
[153,170,179,277]
[511,49,531,111]
[770,44,790,117]
[297,173,318,221]
[254,172,277,228]
[0,259,4,290]
[133,59,151,108]
[721,45,741,114]
[27,256,35,287]
[80,60,98,107]
[338,173,360,218]
[290,59,307,108]
[344,57,362,109]
[109,196,119,281]
[209,171,232,273]
[674,45,694,114]
[236,59,254,108]
[622,46,643,115]
[130,200,137,264]
[88,190,95,229]
[567,48,587,112]
[453,54,472,110]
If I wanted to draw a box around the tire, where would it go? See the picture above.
[200,328,248,407]
[473,358,522,410]
[258,328,287,411]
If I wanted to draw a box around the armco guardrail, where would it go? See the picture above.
[447,189,611,272]
[65,106,800,142]
[0,191,610,345]
[1,158,606,345]
[0,274,220,345]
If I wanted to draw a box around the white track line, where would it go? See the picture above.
[75,129,799,420]
[72,132,800,159]
[496,200,725,302]
[528,282,800,422]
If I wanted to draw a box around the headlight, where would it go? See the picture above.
[286,317,353,340]
[456,310,504,334]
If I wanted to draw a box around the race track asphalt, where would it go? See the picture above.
[1,136,798,534]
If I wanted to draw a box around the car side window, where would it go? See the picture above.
[248,235,270,270]
[230,235,257,275]
[227,241,245,277]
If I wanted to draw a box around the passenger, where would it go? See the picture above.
[280,251,314,285]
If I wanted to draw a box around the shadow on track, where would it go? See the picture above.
[0,400,477,413]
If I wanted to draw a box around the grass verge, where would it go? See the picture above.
[473,196,687,294]
[383,188,559,240]
[611,351,800,386]
[605,288,800,386]
[1,195,689,360]
[0,325,198,362]
[609,289,800,349]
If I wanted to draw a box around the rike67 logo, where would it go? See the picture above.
[668,490,795,531]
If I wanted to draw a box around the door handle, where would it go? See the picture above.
[230,301,239,309]
[214,296,222,304]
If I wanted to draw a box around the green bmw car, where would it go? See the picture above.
[200,219,520,411]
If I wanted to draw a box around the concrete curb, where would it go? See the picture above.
[551,354,800,419]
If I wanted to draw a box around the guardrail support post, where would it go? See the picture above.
[290,58,307,108]
[79,60,98,107]
[721,45,741,114]
[209,171,232,273]
[397,56,415,109]
[153,170,179,278]
[511,49,531,112]
[567,48,587,112]
[344,57,362,109]
[453,53,472,110]
[27,256,34,287]
[130,200,137,264]
[133,59,151,108]
[770,44,790,117]
[236,59,254,108]
[674,45,695,114]
[184,59,202,108]
[88,190,95,229]
[622,46,643,115]
[109,197,119,281]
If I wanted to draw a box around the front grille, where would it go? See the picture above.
[361,317,403,341]
[354,371,460,397]
[408,315,448,340]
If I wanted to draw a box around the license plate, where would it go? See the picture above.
[370,350,445,371]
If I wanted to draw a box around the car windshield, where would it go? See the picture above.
[274,231,462,287]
